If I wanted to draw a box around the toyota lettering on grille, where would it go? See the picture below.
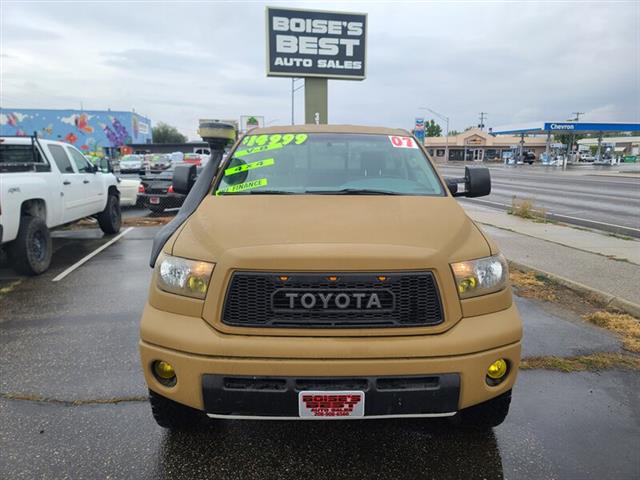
[272,289,395,312]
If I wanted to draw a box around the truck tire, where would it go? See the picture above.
[453,390,512,430]
[149,390,205,430]
[8,215,52,275]
[97,193,121,234]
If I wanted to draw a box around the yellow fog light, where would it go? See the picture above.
[152,360,177,386]
[487,359,508,380]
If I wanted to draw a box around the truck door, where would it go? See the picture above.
[66,146,103,214]
[46,144,87,222]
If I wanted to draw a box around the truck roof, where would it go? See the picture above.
[0,136,65,146]
[247,124,412,136]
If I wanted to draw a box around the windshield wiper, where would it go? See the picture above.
[305,188,401,195]
[217,189,297,195]
[247,190,297,194]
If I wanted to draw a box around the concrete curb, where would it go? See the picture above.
[508,260,640,319]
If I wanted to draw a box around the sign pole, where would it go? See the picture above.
[304,78,328,124]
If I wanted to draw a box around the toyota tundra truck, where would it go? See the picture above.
[0,135,121,274]
[140,125,522,430]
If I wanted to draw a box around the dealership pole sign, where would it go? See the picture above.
[266,7,367,80]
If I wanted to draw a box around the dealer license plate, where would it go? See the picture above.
[149,196,160,205]
[298,391,365,418]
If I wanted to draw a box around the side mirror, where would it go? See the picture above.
[445,167,491,198]
[173,164,197,195]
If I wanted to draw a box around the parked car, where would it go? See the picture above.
[140,125,522,431]
[579,153,596,162]
[193,147,210,156]
[117,177,142,207]
[148,154,172,171]
[0,135,121,274]
[138,171,186,214]
[183,153,206,167]
[119,154,144,174]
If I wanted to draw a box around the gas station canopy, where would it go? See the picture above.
[491,121,640,135]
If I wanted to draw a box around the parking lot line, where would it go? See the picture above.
[52,227,135,282]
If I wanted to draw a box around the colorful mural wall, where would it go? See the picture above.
[0,108,152,155]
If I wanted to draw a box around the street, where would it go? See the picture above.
[437,164,640,237]
[1,226,638,480]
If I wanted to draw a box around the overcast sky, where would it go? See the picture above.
[1,1,638,138]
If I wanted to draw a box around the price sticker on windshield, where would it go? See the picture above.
[388,136,418,149]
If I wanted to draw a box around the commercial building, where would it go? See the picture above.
[577,136,639,160]
[424,128,547,162]
[0,108,152,156]
[127,142,210,155]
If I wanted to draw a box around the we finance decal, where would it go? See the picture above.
[266,7,367,80]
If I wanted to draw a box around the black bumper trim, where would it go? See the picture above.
[202,374,460,417]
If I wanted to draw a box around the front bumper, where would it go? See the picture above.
[140,301,521,416]
[202,373,461,419]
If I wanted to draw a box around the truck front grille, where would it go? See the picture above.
[221,272,443,328]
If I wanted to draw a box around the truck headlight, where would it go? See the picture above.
[451,254,508,299]
[156,253,214,299]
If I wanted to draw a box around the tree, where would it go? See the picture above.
[152,122,187,143]
[448,130,460,137]
[425,119,442,137]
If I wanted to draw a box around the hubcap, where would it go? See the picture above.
[31,231,46,262]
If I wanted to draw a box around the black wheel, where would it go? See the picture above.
[149,390,206,430]
[452,390,512,430]
[148,205,165,214]
[8,215,52,275]
[97,193,121,234]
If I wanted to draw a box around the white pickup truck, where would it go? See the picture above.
[0,136,121,275]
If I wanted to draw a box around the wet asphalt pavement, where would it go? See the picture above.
[1,227,639,479]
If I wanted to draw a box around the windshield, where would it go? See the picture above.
[214,133,444,196]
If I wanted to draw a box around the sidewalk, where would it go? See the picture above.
[462,203,640,315]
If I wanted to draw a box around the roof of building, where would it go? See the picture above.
[577,136,640,145]
[492,121,640,134]
[423,128,548,147]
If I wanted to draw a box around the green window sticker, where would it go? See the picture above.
[216,178,268,195]
[242,133,309,147]
[234,143,284,158]
[224,158,275,176]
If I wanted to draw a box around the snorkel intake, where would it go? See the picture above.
[149,121,237,267]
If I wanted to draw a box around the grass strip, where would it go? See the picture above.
[521,352,640,372]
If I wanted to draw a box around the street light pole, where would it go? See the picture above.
[291,78,304,125]
[420,107,450,161]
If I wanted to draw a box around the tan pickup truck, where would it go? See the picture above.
[139,125,522,430]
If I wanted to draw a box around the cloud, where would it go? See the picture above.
[1,0,638,137]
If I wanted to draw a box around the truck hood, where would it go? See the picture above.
[171,195,491,269]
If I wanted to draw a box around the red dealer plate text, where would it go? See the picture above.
[298,391,365,418]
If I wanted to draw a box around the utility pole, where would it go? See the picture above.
[478,112,488,130]
[291,78,304,125]
[571,112,584,122]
